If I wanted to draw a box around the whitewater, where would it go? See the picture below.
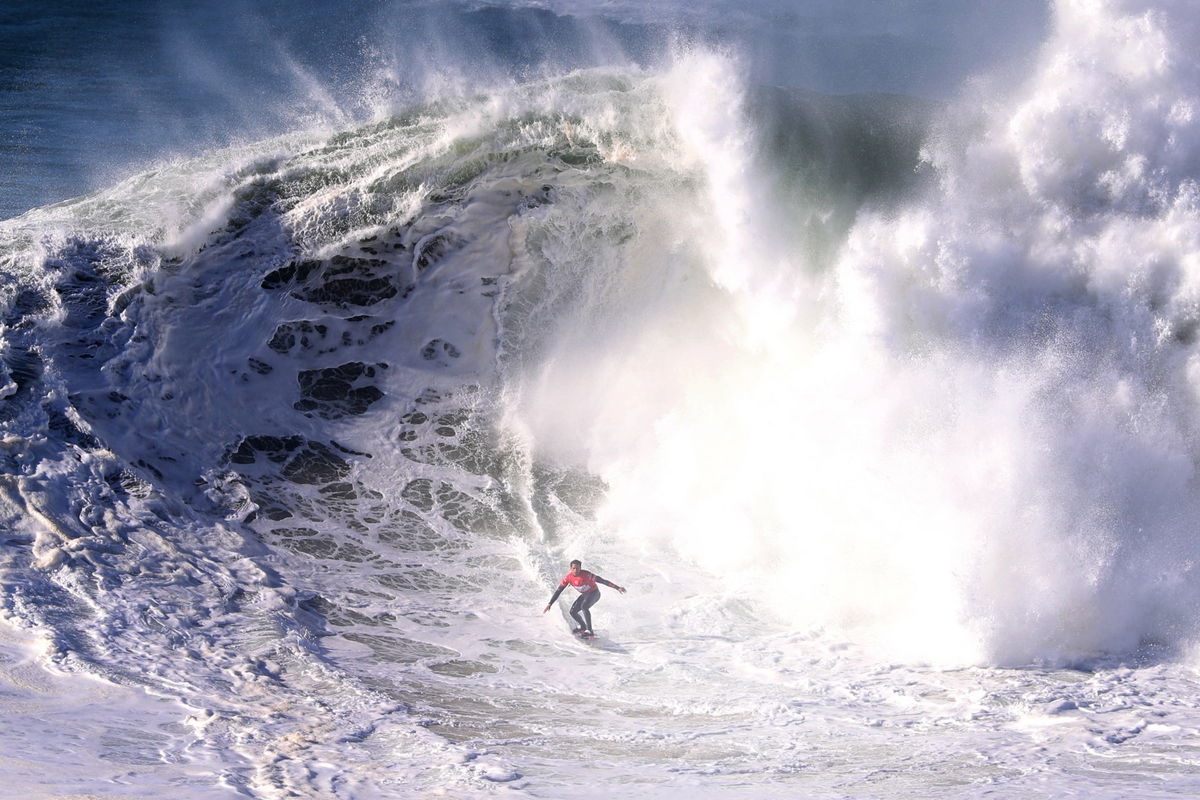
[4,0,1200,797]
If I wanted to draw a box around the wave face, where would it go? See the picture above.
[6,1,1200,798]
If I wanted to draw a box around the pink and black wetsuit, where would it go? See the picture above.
[547,570,619,633]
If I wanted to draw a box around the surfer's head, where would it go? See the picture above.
[569,559,582,574]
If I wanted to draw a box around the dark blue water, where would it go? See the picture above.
[0,0,1048,221]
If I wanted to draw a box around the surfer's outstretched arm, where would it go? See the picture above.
[594,575,627,594]
[543,581,567,613]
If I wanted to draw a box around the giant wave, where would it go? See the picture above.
[4,1,1200,798]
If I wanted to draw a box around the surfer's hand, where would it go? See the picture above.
[618,586,627,594]
[543,604,551,613]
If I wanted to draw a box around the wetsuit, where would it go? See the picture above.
[547,570,619,633]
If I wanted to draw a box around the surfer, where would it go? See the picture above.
[543,559,626,637]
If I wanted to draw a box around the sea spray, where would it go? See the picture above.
[831,0,1200,664]
[510,4,1200,667]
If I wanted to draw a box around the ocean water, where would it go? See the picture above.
[4,1,1200,797]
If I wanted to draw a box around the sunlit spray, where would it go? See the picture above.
[509,2,1200,667]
